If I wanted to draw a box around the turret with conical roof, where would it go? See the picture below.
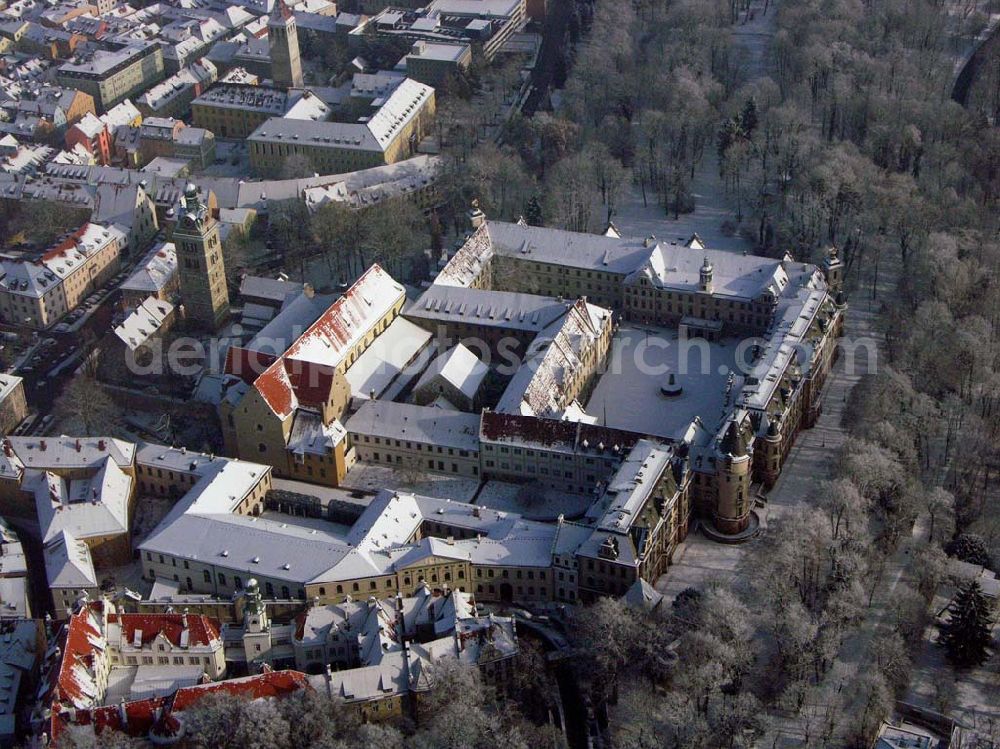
[713,416,753,535]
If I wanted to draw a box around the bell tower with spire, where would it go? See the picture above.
[174,182,230,331]
[268,0,303,89]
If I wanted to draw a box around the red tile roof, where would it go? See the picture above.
[224,345,277,385]
[241,263,403,419]
[480,411,642,451]
[51,603,105,709]
[111,613,222,648]
[170,670,310,710]
[42,223,90,262]
[50,670,311,743]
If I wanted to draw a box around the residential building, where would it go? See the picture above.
[120,241,178,309]
[64,112,112,165]
[0,222,126,330]
[0,436,137,617]
[138,116,185,163]
[56,42,166,113]
[136,58,218,119]
[112,295,176,352]
[0,618,44,745]
[247,76,435,174]
[0,376,27,437]
[0,517,30,619]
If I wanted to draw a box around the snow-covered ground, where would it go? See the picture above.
[340,462,481,501]
[612,0,778,254]
[613,154,753,254]
[132,494,177,543]
[473,481,592,521]
[585,326,744,439]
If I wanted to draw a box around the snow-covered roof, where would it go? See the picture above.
[287,410,346,456]
[239,274,301,305]
[113,296,174,351]
[343,315,431,400]
[121,242,177,295]
[247,76,433,154]
[32,457,132,544]
[0,223,126,299]
[621,578,663,611]
[413,343,487,401]
[44,529,97,589]
[247,265,405,419]
[407,285,570,333]
[3,436,135,472]
[345,400,480,452]
[495,299,611,419]
[593,439,673,534]
[0,375,22,406]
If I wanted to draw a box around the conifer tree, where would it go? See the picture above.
[940,580,993,667]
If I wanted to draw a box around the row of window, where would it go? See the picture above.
[354,434,471,458]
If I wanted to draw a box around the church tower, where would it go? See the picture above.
[174,183,229,331]
[268,0,303,89]
[241,579,273,673]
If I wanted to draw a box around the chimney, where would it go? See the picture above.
[119,698,127,728]
[303,283,314,299]
[75,439,81,452]
[40,440,47,451]
[97,439,105,450]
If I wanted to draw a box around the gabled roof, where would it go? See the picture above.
[495,298,611,418]
[239,264,405,419]
[169,670,309,710]
[44,529,97,589]
[48,603,107,710]
[413,343,488,400]
[111,613,221,649]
